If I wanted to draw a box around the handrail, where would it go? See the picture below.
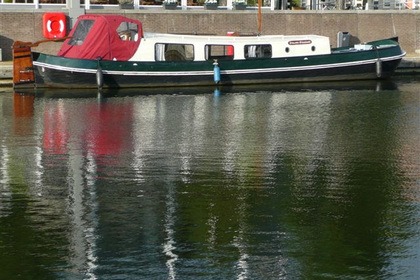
[0,2,275,9]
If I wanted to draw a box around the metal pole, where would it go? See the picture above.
[67,0,85,28]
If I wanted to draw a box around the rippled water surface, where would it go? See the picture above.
[1,78,419,279]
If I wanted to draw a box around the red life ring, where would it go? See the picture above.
[42,13,67,39]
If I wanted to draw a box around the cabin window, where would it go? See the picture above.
[244,44,272,59]
[68,20,95,46]
[117,22,139,42]
[155,43,194,61]
[205,45,234,60]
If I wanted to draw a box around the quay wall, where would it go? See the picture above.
[0,10,419,60]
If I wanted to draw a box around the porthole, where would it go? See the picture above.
[311,46,316,51]
[285,47,290,53]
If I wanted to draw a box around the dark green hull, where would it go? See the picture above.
[28,38,404,89]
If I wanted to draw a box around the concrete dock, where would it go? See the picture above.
[1,57,419,88]
[0,61,12,87]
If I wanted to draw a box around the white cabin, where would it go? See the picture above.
[130,33,331,62]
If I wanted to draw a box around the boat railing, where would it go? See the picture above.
[0,0,276,10]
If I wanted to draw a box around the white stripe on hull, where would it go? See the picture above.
[33,53,405,78]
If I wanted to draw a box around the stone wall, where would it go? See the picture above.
[0,9,418,60]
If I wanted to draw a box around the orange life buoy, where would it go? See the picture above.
[42,13,67,39]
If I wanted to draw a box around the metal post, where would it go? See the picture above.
[227,0,233,10]
[67,0,85,27]
[181,0,187,10]
[271,0,278,10]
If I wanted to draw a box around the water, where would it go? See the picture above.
[1,78,419,279]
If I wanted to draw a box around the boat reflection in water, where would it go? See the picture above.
[3,77,419,279]
[15,79,399,99]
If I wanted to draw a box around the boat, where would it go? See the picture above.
[12,14,406,89]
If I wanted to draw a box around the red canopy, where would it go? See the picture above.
[57,14,143,61]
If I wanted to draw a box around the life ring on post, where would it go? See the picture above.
[42,13,67,39]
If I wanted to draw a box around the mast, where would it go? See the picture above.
[258,0,262,34]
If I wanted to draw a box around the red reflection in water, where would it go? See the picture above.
[43,102,69,154]
[41,99,133,156]
[85,103,133,156]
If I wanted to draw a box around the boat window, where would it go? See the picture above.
[205,45,234,60]
[117,22,139,42]
[244,44,272,59]
[155,43,194,61]
[68,20,95,46]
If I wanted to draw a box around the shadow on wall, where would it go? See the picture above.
[0,35,14,61]
[336,32,361,48]
[350,35,361,46]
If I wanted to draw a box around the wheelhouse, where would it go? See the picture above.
[57,14,143,61]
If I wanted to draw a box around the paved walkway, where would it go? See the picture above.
[0,61,12,87]
[1,56,419,88]
[398,55,420,69]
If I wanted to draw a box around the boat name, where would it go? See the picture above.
[288,40,312,45]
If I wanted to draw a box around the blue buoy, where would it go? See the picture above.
[213,60,220,84]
